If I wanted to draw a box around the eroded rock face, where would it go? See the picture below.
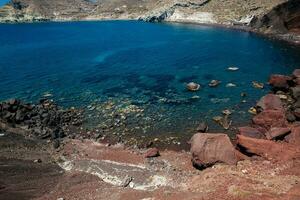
[251,0,300,34]
[237,135,300,161]
[190,133,239,169]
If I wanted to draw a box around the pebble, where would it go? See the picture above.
[209,80,221,87]
[186,82,201,91]
[248,107,257,115]
[252,81,264,89]
[0,133,4,137]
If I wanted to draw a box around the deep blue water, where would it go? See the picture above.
[1,21,300,139]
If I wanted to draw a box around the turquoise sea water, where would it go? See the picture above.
[1,21,300,141]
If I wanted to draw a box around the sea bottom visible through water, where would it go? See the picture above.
[1,21,300,147]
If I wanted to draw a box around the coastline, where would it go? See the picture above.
[1,17,299,46]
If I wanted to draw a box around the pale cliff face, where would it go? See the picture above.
[0,0,299,38]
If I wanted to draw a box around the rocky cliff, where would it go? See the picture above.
[0,0,299,42]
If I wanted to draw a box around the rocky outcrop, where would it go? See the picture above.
[0,99,82,147]
[237,135,300,161]
[250,0,300,43]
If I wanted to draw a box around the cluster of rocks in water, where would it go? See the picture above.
[0,99,83,148]
[190,69,300,169]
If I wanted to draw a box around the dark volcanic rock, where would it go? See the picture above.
[190,133,239,169]
[0,99,82,141]
[251,0,300,34]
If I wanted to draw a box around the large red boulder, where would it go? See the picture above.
[190,133,239,169]
[252,110,287,130]
[238,126,265,139]
[269,74,292,90]
[237,135,300,161]
[285,126,300,145]
[256,94,283,111]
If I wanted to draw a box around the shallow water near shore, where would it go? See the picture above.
[1,20,300,144]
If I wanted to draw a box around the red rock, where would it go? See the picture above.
[268,74,292,89]
[237,135,300,161]
[292,69,300,79]
[238,126,265,139]
[265,127,291,140]
[190,133,239,168]
[285,126,300,145]
[252,110,287,130]
[144,148,160,158]
[256,94,283,111]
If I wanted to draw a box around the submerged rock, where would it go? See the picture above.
[252,81,264,89]
[186,82,201,91]
[227,67,239,71]
[190,133,239,169]
[208,80,221,87]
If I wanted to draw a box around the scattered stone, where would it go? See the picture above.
[0,133,4,137]
[213,115,232,130]
[209,80,221,87]
[222,109,232,115]
[291,86,300,99]
[248,107,257,115]
[57,198,64,200]
[265,127,291,140]
[196,122,208,133]
[252,81,264,89]
[186,82,201,91]
[144,147,160,158]
[237,135,300,161]
[256,94,283,111]
[277,94,288,100]
[227,67,239,71]
[269,74,292,90]
[238,127,265,139]
[190,133,239,169]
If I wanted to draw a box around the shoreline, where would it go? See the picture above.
[1,18,300,46]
